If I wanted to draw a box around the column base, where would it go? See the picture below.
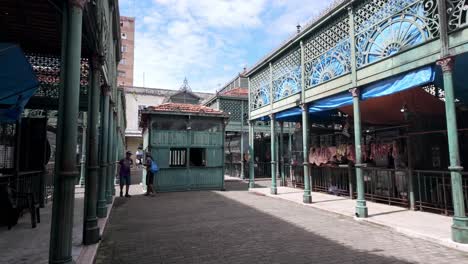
[106,191,112,204]
[249,181,255,189]
[83,223,100,245]
[96,201,108,218]
[303,192,312,204]
[271,187,277,195]
[355,199,368,218]
[49,257,75,264]
[452,216,468,244]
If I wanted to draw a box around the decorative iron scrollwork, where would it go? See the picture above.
[303,13,350,89]
[272,49,301,101]
[306,39,351,88]
[355,0,439,68]
[446,0,468,31]
[250,68,270,110]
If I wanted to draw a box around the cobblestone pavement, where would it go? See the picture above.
[95,182,468,264]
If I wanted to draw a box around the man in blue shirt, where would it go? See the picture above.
[118,151,133,197]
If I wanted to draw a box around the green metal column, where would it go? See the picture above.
[106,107,114,203]
[112,114,117,196]
[350,88,368,218]
[437,57,468,243]
[407,134,416,210]
[248,121,255,188]
[49,1,84,263]
[240,101,245,180]
[288,131,292,186]
[82,56,101,245]
[301,104,312,203]
[270,114,277,195]
[97,88,109,218]
[280,122,285,186]
[79,112,87,186]
[222,121,227,190]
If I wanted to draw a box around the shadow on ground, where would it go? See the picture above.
[95,181,416,264]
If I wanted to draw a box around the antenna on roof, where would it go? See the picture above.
[180,77,192,92]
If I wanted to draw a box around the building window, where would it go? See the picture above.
[121,45,128,53]
[190,148,206,167]
[169,148,186,167]
[118,70,126,77]
[121,33,127,39]
[120,58,126,65]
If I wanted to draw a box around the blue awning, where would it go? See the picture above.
[272,66,435,122]
[0,43,38,123]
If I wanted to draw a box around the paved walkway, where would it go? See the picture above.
[250,180,468,253]
[96,181,468,264]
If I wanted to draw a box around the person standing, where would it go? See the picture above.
[118,151,133,197]
[145,152,156,196]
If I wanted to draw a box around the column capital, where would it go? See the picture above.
[349,88,360,97]
[269,113,275,120]
[69,0,88,9]
[300,103,308,111]
[436,56,455,72]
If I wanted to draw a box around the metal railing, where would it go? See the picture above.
[311,166,354,198]
[224,162,242,178]
[254,162,272,178]
[414,170,468,215]
[362,167,409,207]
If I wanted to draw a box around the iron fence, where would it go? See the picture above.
[362,167,409,207]
[311,166,354,198]
[414,170,468,215]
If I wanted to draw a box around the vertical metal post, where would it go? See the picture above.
[248,76,255,189]
[248,121,255,189]
[280,122,285,186]
[112,114,117,196]
[221,120,227,190]
[97,88,109,218]
[288,131,293,185]
[82,56,101,245]
[270,114,277,195]
[407,134,415,210]
[106,106,114,204]
[350,88,368,218]
[79,112,87,186]
[49,1,85,263]
[300,40,312,203]
[437,57,468,243]
[240,101,245,180]
[301,104,312,203]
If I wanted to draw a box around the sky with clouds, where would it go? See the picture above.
[119,0,332,92]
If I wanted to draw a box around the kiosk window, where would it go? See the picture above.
[190,148,206,167]
[169,148,186,167]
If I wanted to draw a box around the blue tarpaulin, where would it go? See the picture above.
[270,66,435,122]
[0,43,38,123]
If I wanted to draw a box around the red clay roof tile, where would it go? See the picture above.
[147,103,226,115]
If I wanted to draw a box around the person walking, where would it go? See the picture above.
[145,152,157,196]
[118,151,133,197]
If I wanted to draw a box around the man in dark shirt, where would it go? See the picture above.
[118,151,133,197]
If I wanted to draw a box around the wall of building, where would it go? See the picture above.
[118,16,135,86]
[125,92,166,136]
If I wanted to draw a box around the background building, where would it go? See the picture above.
[118,16,135,87]
[123,83,213,156]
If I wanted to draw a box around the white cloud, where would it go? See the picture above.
[128,0,334,92]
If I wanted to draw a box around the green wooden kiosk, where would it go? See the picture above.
[140,103,229,192]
